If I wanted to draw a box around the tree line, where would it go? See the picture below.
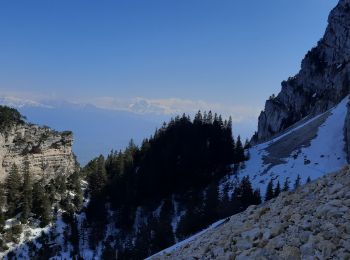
[83,111,252,258]
[0,158,83,252]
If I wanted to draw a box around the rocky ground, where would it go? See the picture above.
[153,166,350,259]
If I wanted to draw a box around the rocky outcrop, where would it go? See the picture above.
[0,122,77,182]
[153,166,350,259]
[257,0,350,142]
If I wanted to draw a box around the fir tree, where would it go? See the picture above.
[244,139,251,149]
[88,155,107,200]
[153,198,175,252]
[70,216,80,256]
[32,181,51,227]
[274,180,281,198]
[5,164,22,217]
[176,190,204,240]
[21,159,33,223]
[252,188,262,205]
[264,179,274,201]
[203,182,219,225]
[68,171,83,210]
[218,183,233,218]
[294,174,301,189]
[306,176,311,183]
[283,177,290,192]
[235,136,245,163]
[231,176,256,214]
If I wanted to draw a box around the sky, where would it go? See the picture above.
[0,0,338,112]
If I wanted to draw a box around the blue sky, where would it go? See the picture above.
[0,0,338,117]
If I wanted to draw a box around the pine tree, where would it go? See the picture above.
[294,174,301,189]
[274,180,281,198]
[231,176,256,214]
[203,182,220,225]
[32,181,51,227]
[69,171,83,210]
[88,155,107,200]
[176,190,204,239]
[265,179,274,201]
[283,177,290,192]
[252,188,262,205]
[306,176,311,183]
[218,183,233,218]
[235,136,245,163]
[21,159,33,223]
[70,216,80,256]
[244,139,251,149]
[240,176,255,207]
[5,164,22,217]
[153,198,175,252]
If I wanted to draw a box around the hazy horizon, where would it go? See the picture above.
[0,0,338,163]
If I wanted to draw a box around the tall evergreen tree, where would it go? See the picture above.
[32,181,51,227]
[306,176,311,183]
[231,176,256,214]
[235,136,245,163]
[218,183,233,218]
[5,164,22,217]
[274,180,281,198]
[203,182,220,225]
[153,198,175,252]
[176,190,204,240]
[283,177,290,192]
[68,171,83,210]
[88,155,107,200]
[264,179,274,201]
[244,139,251,149]
[21,159,33,223]
[252,188,262,205]
[294,174,301,189]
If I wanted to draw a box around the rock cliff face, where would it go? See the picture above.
[0,122,76,182]
[257,0,350,142]
[153,166,350,259]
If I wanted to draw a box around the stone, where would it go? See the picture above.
[0,122,76,182]
[280,245,301,260]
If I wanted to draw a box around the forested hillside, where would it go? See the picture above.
[82,111,259,259]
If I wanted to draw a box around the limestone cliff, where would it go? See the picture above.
[0,121,77,182]
[257,0,350,142]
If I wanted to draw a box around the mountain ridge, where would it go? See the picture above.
[256,0,350,143]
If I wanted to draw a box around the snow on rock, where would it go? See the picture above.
[229,96,349,194]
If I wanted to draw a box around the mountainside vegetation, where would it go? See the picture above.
[80,111,261,259]
[0,106,24,132]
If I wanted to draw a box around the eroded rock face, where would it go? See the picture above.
[257,0,350,142]
[153,166,350,259]
[0,123,77,182]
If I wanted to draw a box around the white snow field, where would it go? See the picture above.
[224,96,349,195]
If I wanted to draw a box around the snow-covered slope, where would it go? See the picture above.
[229,96,348,193]
[150,96,349,259]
